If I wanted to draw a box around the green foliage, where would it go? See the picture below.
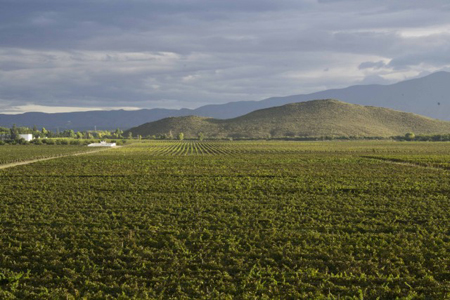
[61,129,76,138]
[394,133,450,142]
[0,141,450,298]
[0,145,95,164]
[114,128,123,138]
[198,132,205,141]
[16,138,28,145]
[10,124,18,140]
[178,132,184,141]
[405,132,415,140]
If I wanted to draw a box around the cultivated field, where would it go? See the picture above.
[0,141,449,299]
[0,145,99,165]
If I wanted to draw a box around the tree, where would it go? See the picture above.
[115,128,123,138]
[41,127,49,137]
[178,132,184,141]
[63,129,76,138]
[198,132,204,141]
[84,131,93,139]
[128,132,133,139]
[10,124,18,140]
[168,130,173,140]
[76,132,83,139]
[405,132,415,141]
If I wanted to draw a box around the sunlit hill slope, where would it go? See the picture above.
[125,99,450,138]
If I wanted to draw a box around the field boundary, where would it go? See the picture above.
[361,155,449,172]
[0,147,117,170]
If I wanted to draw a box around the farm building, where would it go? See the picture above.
[19,134,34,141]
[0,133,34,141]
[88,141,116,147]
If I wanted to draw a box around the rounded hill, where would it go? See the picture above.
[125,99,450,138]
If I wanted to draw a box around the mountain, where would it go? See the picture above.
[1,71,449,131]
[124,99,450,138]
[0,108,194,132]
[193,71,450,120]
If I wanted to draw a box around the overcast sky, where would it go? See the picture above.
[1,0,450,114]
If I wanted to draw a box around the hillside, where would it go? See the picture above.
[125,99,450,138]
[1,71,450,131]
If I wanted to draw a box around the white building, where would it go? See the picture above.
[88,141,117,147]
[19,134,34,141]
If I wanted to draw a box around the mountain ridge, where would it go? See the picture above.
[1,71,449,130]
[124,99,450,138]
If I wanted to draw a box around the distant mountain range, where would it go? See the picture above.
[1,71,449,131]
[125,99,450,138]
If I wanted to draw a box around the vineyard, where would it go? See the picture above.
[0,145,101,165]
[0,140,449,299]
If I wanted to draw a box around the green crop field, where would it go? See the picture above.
[0,145,101,165]
[1,141,449,299]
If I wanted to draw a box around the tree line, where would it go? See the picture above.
[0,125,126,140]
[135,131,205,141]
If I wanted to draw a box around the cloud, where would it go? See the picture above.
[357,74,393,85]
[359,61,388,70]
[0,0,450,112]
[0,104,141,115]
[388,39,450,69]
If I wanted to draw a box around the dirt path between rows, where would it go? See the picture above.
[361,155,449,172]
[0,147,118,170]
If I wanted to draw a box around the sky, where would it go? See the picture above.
[1,0,450,114]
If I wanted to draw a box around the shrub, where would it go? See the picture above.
[17,139,28,145]
[405,132,415,141]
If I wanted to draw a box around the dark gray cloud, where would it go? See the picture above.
[1,0,450,113]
